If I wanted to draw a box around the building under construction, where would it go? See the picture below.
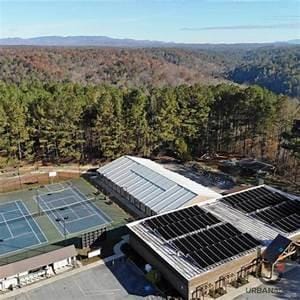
[127,185,300,299]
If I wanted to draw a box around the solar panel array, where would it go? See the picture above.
[221,187,300,233]
[221,187,285,213]
[254,200,300,233]
[173,223,260,269]
[145,206,221,240]
[145,205,261,270]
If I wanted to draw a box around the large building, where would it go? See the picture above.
[127,185,300,299]
[97,156,221,217]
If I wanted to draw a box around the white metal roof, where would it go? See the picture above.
[97,156,221,214]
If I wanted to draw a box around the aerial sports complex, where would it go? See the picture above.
[0,155,299,299]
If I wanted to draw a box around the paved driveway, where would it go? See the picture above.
[234,265,300,300]
[6,261,157,300]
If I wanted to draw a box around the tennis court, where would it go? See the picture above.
[36,185,111,236]
[0,200,47,257]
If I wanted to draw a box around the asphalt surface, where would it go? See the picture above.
[6,261,157,300]
[234,265,300,300]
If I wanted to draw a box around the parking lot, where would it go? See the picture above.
[6,260,157,300]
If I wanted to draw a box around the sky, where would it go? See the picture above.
[0,0,299,43]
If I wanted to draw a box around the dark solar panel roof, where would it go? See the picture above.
[144,206,221,240]
[263,234,292,264]
[221,187,285,213]
[221,187,300,233]
[144,205,261,270]
[172,223,260,269]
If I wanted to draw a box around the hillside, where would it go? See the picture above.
[0,45,299,96]
[0,47,226,87]
[228,47,300,97]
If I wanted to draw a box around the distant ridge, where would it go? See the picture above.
[0,35,299,48]
[0,36,173,47]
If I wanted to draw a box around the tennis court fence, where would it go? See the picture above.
[0,170,81,193]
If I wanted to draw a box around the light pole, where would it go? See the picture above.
[55,214,69,245]
[36,189,41,216]
[17,164,22,190]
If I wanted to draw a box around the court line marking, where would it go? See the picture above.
[70,185,112,223]
[49,196,98,226]
[37,186,74,198]
[1,211,24,224]
[0,200,48,257]
[39,195,92,221]
[66,213,99,225]
[38,192,99,234]
[17,200,48,243]
[60,198,81,219]
[67,192,96,215]
[0,208,21,214]
[37,185,112,235]
[62,192,106,223]
[15,201,41,244]
[45,182,66,192]
[0,202,20,215]
[1,213,13,239]
[42,195,78,208]
[39,194,76,204]
[37,196,67,236]
[19,200,48,244]
[40,192,95,216]
[3,231,33,242]
[53,205,78,225]
[70,204,96,220]
[67,188,103,217]
[0,230,46,258]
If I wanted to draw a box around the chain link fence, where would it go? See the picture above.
[0,169,82,193]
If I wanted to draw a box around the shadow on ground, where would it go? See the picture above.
[105,259,158,298]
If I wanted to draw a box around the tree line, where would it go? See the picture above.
[1,46,299,97]
[0,81,298,181]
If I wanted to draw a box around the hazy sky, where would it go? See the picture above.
[0,0,299,43]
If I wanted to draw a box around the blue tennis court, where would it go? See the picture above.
[0,201,47,257]
[37,186,111,235]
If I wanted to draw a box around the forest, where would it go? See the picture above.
[228,47,300,97]
[0,45,299,97]
[0,81,299,181]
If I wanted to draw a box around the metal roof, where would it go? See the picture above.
[127,185,300,280]
[97,156,221,214]
[203,201,281,245]
[128,205,260,280]
[211,185,300,239]
[0,245,76,279]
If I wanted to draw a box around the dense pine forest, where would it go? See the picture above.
[0,45,299,181]
[0,81,299,180]
[0,46,299,96]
